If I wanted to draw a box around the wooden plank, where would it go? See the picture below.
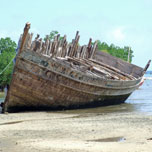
[142,60,151,75]
[90,40,98,59]
[68,31,79,57]
[67,57,120,80]
[19,22,31,54]
[25,33,33,50]
[33,39,42,53]
[48,41,52,56]
[51,36,58,58]
[82,59,131,80]
[76,46,82,58]
[89,59,136,80]
[94,51,143,78]
[61,35,68,57]
[87,38,92,59]
[45,35,50,55]
[31,34,40,51]
[82,45,87,59]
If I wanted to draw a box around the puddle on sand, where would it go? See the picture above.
[88,137,126,142]
[0,121,23,125]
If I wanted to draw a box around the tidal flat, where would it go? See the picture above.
[0,79,152,152]
[0,110,152,152]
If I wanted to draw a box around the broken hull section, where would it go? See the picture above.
[3,50,140,112]
[2,23,145,112]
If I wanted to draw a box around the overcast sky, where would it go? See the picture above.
[0,0,152,69]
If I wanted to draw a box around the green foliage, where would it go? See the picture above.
[0,37,16,87]
[96,40,134,63]
[45,30,134,62]
[44,30,64,41]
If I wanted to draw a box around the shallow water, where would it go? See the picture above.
[59,78,152,115]
[0,77,152,114]
[127,78,152,114]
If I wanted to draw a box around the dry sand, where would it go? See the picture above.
[0,109,152,152]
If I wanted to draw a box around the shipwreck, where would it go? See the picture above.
[2,23,151,112]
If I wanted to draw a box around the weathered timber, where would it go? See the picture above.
[87,38,92,59]
[90,40,98,59]
[94,51,143,78]
[82,59,122,80]
[44,35,50,55]
[67,57,122,80]
[18,23,31,54]
[2,22,149,113]
[61,35,68,57]
[82,59,132,80]
[142,60,151,75]
[89,59,136,80]
[80,45,87,59]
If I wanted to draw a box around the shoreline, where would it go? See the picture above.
[0,110,152,152]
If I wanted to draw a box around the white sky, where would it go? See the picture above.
[0,0,152,69]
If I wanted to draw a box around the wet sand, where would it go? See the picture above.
[1,77,152,152]
[0,108,152,152]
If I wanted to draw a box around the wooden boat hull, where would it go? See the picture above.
[2,23,146,112]
[3,50,141,112]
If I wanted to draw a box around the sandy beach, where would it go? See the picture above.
[0,108,152,152]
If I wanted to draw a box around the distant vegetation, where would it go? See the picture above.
[44,30,64,41]
[95,40,133,63]
[0,37,16,90]
[45,31,134,63]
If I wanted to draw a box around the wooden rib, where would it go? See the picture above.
[61,35,67,57]
[73,35,80,57]
[87,38,92,58]
[45,35,50,55]
[38,38,43,53]
[48,41,52,56]
[72,31,79,57]
[142,60,151,75]
[76,46,82,58]
[18,22,31,54]
[90,40,98,59]
[27,33,33,49]
[82,45,87,59]
[41,42,46,54]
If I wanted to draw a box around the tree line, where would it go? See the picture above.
[95,40,133,63]
[0,31,133,89]
[45,31,133,62]
[0,38,16,90]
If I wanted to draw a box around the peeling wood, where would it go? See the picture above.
[2,23,147,113]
